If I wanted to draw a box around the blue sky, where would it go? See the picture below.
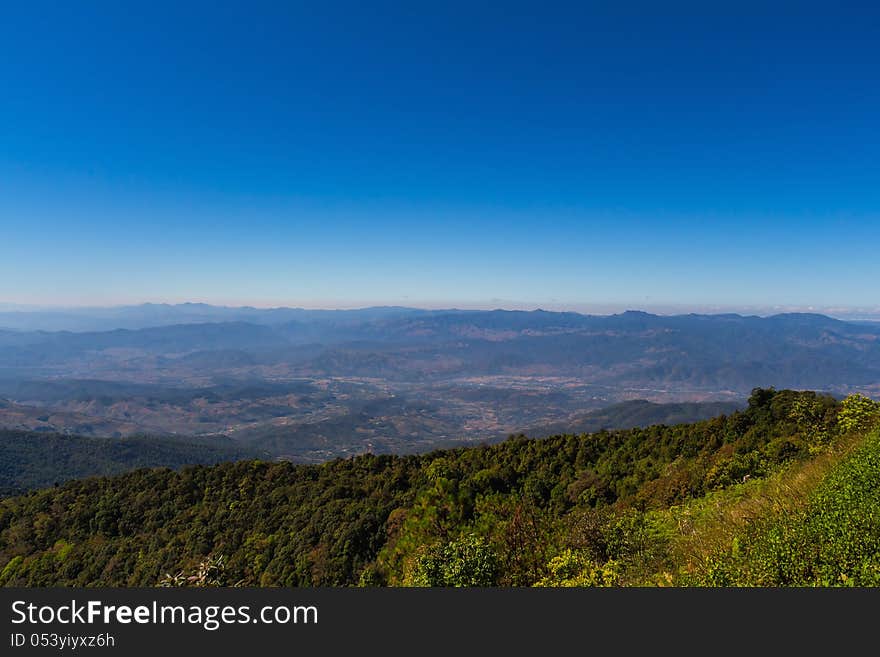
[1,2,878,311]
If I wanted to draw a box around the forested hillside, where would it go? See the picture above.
[0,431,258,496]
[1,388,878,587]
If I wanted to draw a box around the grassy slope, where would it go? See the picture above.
[674,428,880,586]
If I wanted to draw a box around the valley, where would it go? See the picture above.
[1,306,878,462]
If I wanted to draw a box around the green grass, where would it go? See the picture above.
[676,428,880,586]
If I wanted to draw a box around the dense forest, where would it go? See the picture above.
[1,388,878,587]
[0,431,257,496]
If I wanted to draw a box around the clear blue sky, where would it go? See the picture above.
[1,2,878,311]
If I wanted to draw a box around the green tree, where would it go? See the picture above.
[534,549,620,587]
[789,392,834,450]
[838,394,880,435]
[408,534,499,587]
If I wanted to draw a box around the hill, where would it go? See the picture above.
[0,397,145,437]
[0,431,259,496]
[1,388,877,587]
[525,399,744,436]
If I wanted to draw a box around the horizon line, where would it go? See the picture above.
[1,300,880,321]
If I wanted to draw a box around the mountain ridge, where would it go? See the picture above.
[1,309,877,458]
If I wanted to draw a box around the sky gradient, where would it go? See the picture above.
[1,3,878,311]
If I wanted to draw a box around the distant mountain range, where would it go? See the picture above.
[2,307,879,389]
[2,302,879,332]
[0,303,434,332]
[0,306,877,461]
